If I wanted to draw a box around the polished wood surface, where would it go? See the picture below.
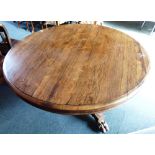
[3,24,149,114]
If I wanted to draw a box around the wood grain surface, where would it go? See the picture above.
[3,24,149,114]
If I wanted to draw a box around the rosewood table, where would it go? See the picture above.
[3,24,149,133]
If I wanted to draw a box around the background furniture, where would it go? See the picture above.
[43,21,59,28]
[18,21,35,32]
[141,21,155,34]
[80,21,103,25]
[17,21,59,32]
[0,24,12,55]
[17,21,93,32]
[0,24,19,84]
[3,24,149,133]
[0,53,4,84]
[44,21,80,28]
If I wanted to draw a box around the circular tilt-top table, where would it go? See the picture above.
[3,24,149,133]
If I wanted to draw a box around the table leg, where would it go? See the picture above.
[91,112,109,133]
[18,21,20,28]
[26,21,30,31]
[30,21,35,33]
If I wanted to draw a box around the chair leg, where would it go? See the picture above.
[151,24,155,34]
[41,23,44,30]
[141,21,146,29]
[94,21,97,25]
[18,21,20,28]
[26,21,30,31]
[0,75,5,84]
[56,21,59,26]
[31,21,35,32]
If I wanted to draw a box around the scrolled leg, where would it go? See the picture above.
[91,112,109,133]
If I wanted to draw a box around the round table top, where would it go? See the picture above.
[3,24,149,114]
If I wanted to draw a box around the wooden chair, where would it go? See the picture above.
[43,21,81,29]
[0,24,12,56]
[43,21,79,28]
[18,21,35,32]
[0,24,19,84]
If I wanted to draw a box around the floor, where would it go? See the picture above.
[0,21,155,134]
